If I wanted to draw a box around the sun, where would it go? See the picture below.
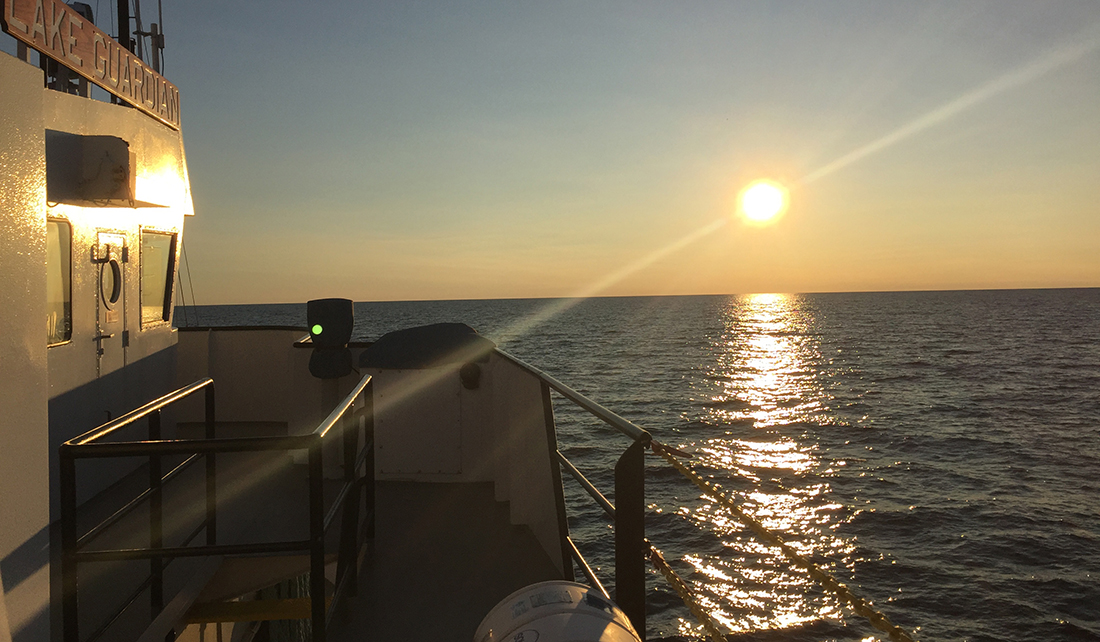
[738,180,788,224]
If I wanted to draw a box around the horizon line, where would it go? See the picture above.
[177,284,1100,307]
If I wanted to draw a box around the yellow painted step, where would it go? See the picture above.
[185,596,333,624]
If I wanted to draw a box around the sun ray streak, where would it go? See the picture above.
[799,28,1100,186]
[494,217,729,344]
[367,217,731,418]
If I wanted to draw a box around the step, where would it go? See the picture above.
[185,596,333,624]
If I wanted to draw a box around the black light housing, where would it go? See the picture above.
[307,298,354,348]
[307,298,354,379]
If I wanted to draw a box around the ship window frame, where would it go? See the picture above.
[47,218,73,346]
[139,228,178,329]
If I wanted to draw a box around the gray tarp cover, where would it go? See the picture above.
[359,323,496,369]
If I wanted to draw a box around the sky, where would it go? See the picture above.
[117,2,1100,302]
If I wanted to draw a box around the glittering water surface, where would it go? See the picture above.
[181,289,1100,641]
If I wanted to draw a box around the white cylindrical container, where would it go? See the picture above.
[474,580,642,642]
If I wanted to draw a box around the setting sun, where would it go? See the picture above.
[739,180,788,224]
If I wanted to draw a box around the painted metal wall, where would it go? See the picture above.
[365,353,567,575]
[490,356,564,574]
[0,51,52,642]
[40,72,192,517]
[1,47,193,641]
[175,327,366,435]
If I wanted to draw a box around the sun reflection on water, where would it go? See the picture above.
[670,293,854,638]
[704,293,828,429]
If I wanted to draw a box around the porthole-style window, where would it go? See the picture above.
[101,258,122,308]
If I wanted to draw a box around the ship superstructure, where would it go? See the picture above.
[1,7,648,641]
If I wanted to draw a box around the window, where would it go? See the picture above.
[140,231,177,326]
[47,220,72,345]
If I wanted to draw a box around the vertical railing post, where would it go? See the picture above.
[204,383,216,545]
[339,399,361,596]
[308,438,326,642]
[60,447,79,642]
[542,382,575,581]
[149,410,164,617]
[365,380,376,541]
[615,438,647,640]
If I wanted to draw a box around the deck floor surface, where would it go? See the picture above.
[65,446,562,642]
[330,481,562,642]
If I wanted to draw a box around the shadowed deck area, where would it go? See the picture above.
[62,446,320,642]
[331,481,563,641]
[62,420,564,641]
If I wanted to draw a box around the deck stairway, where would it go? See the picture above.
[62,415,562,642]
[329,481,560,641]
[65,444,343,642]
[58,374,377,642]
[145,450,343,642]
[151,476,560,641]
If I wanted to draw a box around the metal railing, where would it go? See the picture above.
[500,350,652,639]
[59,374,375,642]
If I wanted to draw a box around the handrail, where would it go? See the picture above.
[498,350,652,444]
[60,378,217,642]
[66,434,316,457]
[314,372,373,439]
[496,350,649,636]
[76,540,313,562]
[65,377,214,447]
[566,537,610,600]
[556,451,615,518]
[82,519,210,642]
[502,351,735,639]
[530,344,917,642]
[60,374,375,642]
[323,440,374,532]
[77,454,200,548]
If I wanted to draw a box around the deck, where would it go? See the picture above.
[331,481,562,641]
[66,440,562,642]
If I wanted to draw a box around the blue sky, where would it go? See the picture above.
[75,1,1100,302]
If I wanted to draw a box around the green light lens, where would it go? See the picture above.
[311,324,323,335]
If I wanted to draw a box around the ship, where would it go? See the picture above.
[0,2,666,641]
[1,3,922,642]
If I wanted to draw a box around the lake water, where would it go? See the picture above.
[178,289,1100,641]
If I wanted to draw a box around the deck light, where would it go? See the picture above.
[306,298,354,378]
[307,299,353,347]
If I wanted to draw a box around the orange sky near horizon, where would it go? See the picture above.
[87,1,1100,305]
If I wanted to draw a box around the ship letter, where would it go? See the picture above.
[93,33,107,79]
[47,0,65,53]
[117,52,130,95]
[65,11,83,66]
[30,0,46,44]
[5,0,29,34]
[130,58,143,103]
